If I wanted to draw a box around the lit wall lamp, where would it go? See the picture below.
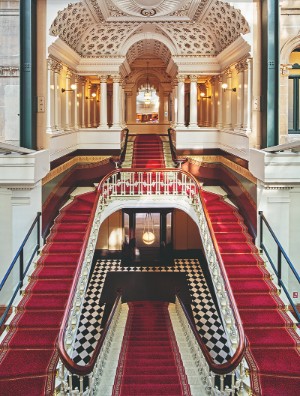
[86,92,97,100]
[200,92,211,99]
[221,83,236,92]
[61,84,76,93]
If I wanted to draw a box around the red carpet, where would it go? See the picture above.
[202,190,300,395]
[113,301,191,396]
[132,135,165,168]
[0,191,96,396]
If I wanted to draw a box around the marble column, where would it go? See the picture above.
[216,75,223,129]
[279,64,290,140]
[224,70,233,130]
[210,77,216,127]
[87,83,92,128]
[243,59,252,134]
[46,59,55,133]
[80,78,86,128]
[189,75,198,127]
[235,61,245,131]
[112,75,121,128]
[64,69,72,130]
[73,75,79,131]
[53,61,63,131]
[98,75,108,129]
[177,75,185,127]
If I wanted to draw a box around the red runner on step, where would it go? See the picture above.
[132,134,165,169]
[113,301,191,396]
[202,190,300,396]
[0,191,96,396]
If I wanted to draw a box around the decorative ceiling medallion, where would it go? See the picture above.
[108,0,186,18]
[140,8,157,17]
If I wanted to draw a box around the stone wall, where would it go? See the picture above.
[0,1,20,144]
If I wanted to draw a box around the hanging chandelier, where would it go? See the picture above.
[142,212,155,245]
[144,62,152,104]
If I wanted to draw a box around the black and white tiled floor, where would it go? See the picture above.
[72,258,231,366]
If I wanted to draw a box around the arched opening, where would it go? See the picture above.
[288,47,300,133]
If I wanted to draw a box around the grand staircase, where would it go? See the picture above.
[0,190,96,395]
[112,301,191,396]
[202,190,300,395]
[132,134,165,168]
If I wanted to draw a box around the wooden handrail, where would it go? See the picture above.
[57,168,245,377]
[168,127,187,167]
[58,292,121,375]
[198,189,246,370]
[176,295,246,375]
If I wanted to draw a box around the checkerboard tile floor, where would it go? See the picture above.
[72,258,231,365]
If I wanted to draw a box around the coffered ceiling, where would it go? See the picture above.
[49,0,249,59]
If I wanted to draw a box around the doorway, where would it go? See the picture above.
[122,209,173,265]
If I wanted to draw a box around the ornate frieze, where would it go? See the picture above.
[42,156,111,186]
[188,155,257,184]
[0,66,19,77]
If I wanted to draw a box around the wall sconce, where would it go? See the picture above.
[61,84,76,93]
[221,83,236,92]
[86,92,97,100]
[200,92,211,99]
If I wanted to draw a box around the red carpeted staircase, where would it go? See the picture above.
[113,301,191,396]
[132,134,165,168]
[202,190,300,396]
[0,191,96,396]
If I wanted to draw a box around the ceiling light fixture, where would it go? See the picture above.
[142,212,155,245]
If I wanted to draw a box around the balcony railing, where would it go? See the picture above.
[259,211,300,323]
[56,169,246,395]
[0,212,41,328]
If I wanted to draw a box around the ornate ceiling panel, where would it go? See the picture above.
[126,39,171,64]
[107,0,189,18]
[49,1,250,58]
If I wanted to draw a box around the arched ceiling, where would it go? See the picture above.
[49,0,250,58]
[126,39,171,65]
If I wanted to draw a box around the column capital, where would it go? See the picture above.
[224,68,232,78]
[111,74,121,83]
[236,56,250,73]
[99,74,108,83]
[47,58,63,73]
[78,75,86,83]
[177,74,186,83]
[66,68,73,79]
[189,75,198,83]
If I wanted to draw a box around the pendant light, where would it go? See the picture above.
[142,212,155,245]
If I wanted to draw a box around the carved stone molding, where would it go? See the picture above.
[111,74,121,83]
[189,74,198,83]
[47,58,63,73]
[99,74,108,83]
[0,66,19,77]
[177,74,186,83]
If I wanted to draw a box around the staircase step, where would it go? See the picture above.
[122,374,180,384]
[226,265,269,279]
[25,279,73,294]
[240,309,292,327]
[234,294,283,309]
[10,311,63,329]
[19,294,69,310]
[38,253,80,266]
[1,329,58,349]
[229,279,275,293]
[31,266,76,280]
[246,328,299,347]
[118,384,183,395]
